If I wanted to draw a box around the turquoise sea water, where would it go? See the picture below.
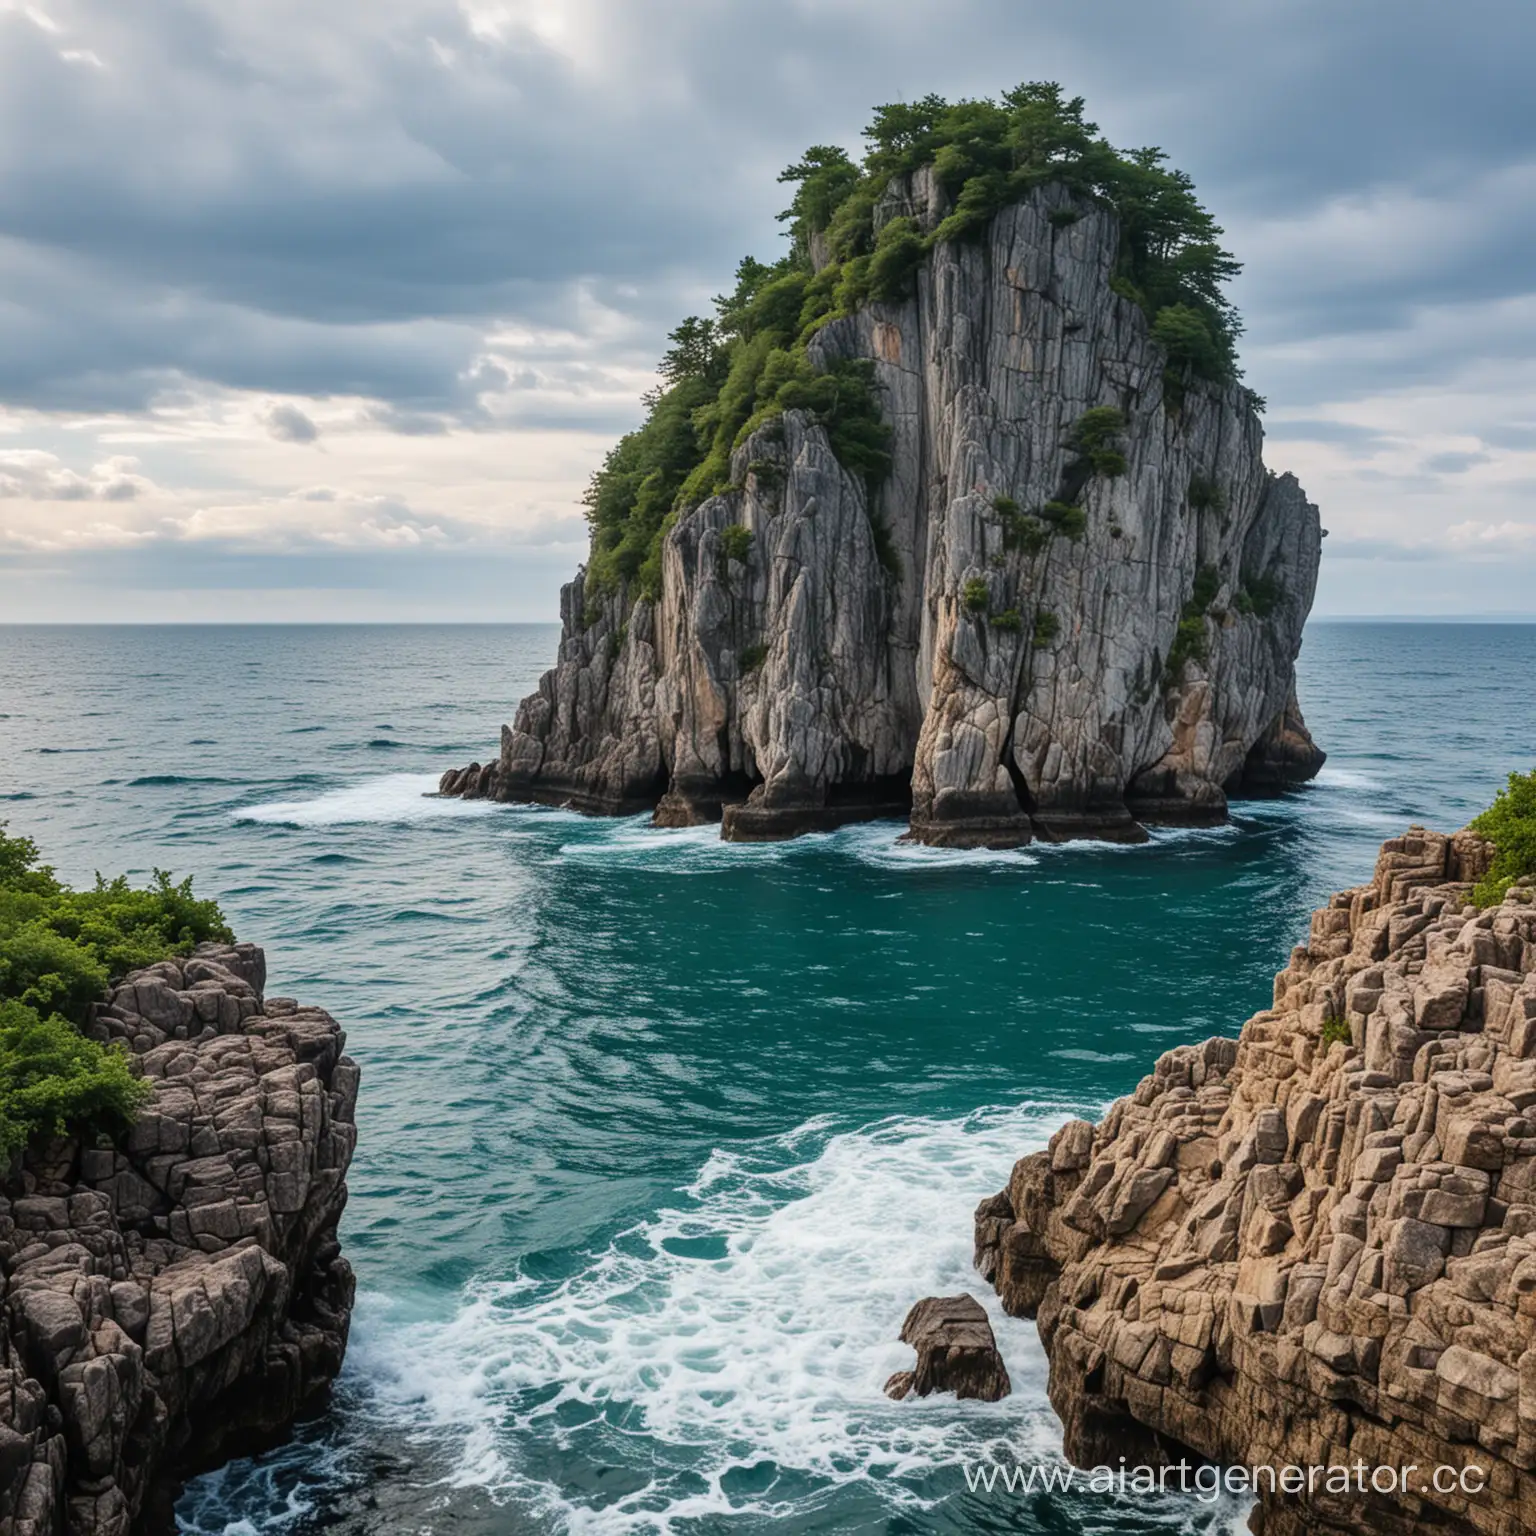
[1,621,1533,1535]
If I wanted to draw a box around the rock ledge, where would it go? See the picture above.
[1,942,358,1535]
[975,827,1536,1536]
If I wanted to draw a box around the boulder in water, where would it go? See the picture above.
[883,1293,1011,1402]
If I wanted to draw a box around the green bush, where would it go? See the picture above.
[989,607,1023,632]
[1033,610,1060,646]
[1067,406,1125,453]
[0,823,231,1156]
[1237,570,1284,618]
[962,577,991,613]
[746,458,783,489]
[720,525,754,564]
[1005,514,1050,556]
[1049,207,1080,228]
[1320,1015,1351,1049]
[1066,407,1128,480]
[1040,500,1087,539]
[1470,770,1536,908]
[739,642,768,673]
[587,81,1246,614]
[1188,474,1227,514]
[1163,562,1222,686]
[866,216,926,303]
[1189,562,1221,612]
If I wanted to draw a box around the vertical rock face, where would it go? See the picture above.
[444,172,1324,844]
[974,829,1536,1536]
[0,943,357,1535]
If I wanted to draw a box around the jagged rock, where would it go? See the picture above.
[972,825,1536,1536]
[0,943,357,1535]
[443,172,1323,845]
[883,1294,1011,1402]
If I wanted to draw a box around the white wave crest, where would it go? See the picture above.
[234,773,500,827]
[348,1106,1081,1531]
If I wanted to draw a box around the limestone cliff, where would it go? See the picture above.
[0,944,357,1535]
[975,828,1536,1536]
[445,169,1324,844]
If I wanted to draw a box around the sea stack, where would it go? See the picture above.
[444,108,1324,845]
[973,827,1536,1536]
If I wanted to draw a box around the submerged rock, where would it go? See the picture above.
[883,1293,1011,1402]
[974,826,1536,1535]
[0,942,358,1534]
[444,170,1323,844]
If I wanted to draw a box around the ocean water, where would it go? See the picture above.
[1,620,1532,1536]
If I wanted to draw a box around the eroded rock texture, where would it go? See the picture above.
[0,943,358,1535]
[883,1293,1011,1403]
[444,170,1323,844]
[975,828,1536,1536]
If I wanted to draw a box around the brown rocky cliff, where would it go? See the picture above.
[0,943,357,1535]
[441,170,1324,845]
[975,828,1536,1536]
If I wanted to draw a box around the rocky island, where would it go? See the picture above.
[974,781,1536,1536]
[443,85,1325,844]
[0,828,357,1536]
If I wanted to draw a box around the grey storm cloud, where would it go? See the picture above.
[0,0,1534,418]
[265,402,319,443]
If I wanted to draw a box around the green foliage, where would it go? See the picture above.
[608,622,628,661]
[0,823,230,1155]
[989,607,1023,632]
[746,458,783,489]
[1067,406,1125,453]
[994,493,1053,554]
[583,80,1245,612]
[866,217,927,303]
[1033,609,1060,646]
[1188,474,1227,514]
[851,83,1242,378]
[1067,406,1128,479]
[1040,500,1087,539]
[0,1002,149,1157]
[657,316,726,389]
[1189,562,1221,612]
[739,642,768,673]
[720,524,754,564]
[1163,562,1221,686]
[1236,569,1284,619]
[1320,1015,1351,1049]
[1470,770,1536,908]
[1152,304,1226,384]
[962,577,991,613]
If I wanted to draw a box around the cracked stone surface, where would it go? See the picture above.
[974,828,1536,1536]
[443,170,1324,844]
[0,943,357,1536]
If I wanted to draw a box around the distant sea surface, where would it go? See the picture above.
[1,621,1532,1536]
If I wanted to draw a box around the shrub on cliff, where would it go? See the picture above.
[0,823,232,1155]
[1470,770,1536,908]
[584,81,1246,607]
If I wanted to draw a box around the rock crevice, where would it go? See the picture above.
[1,943,357,1536]
[976,828,1536,1536]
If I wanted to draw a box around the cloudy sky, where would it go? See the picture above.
[1,0,1532,621]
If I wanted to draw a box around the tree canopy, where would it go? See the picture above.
[584,82,1248,601]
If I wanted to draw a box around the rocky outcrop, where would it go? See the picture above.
[975,828,1536,1536]
[0,943,357,1535]
[444,169,1324,844]
[883,1293,1011,1403]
